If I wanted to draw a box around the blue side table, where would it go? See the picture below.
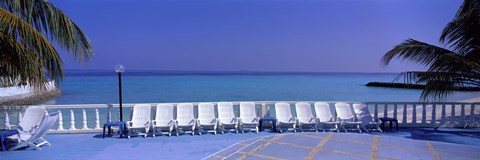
[259,117,277,132]
[0,130,19,151]
[103,121,127,138]
[379,117,399,131]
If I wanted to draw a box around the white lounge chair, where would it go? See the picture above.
[217,102,239,134]
[126,104,151,138]
[151,104,175,137]
[314,102,340,132]
[8,106,47,140]
[197,103,218,135]
[353,103,382,133]
[238,102,259,133]
[9,111,59,151]
[275,102,297,133]
[295,102,317,132]
[335,103,362,132]
[176,103,196,136]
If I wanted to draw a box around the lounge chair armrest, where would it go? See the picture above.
[309,117,317,123]
[144,121,150,127]
[7,125,18,130]
[253,117,259,123]
[231,117,238,123]
[189,119,196,125]
[289,117,297,122]
[211,118,218,124]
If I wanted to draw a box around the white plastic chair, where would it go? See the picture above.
[335,103,362,132]
[217,102,239,134]
[126,104,151,138]
[314,102,340,132]
[152,104,175,137]
[353,103,382,133]
[239,102,259,133]
[295,102,317,132]
[9,111,59,151]
[8,106,47,140]
[197,103,218,135]
[275,102,297,133]
[176,103,196,136]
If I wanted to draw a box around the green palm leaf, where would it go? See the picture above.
[382,0,480,101]
[0,0,92,89]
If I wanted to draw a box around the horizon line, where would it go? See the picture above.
[63,69,402,74]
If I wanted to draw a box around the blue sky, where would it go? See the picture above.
[52,0,462,73]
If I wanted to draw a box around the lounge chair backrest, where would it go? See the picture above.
[155,104,174,125]
[335,103,355,120]
[218,102,235,123]
[30,112,59,142]
[131,104,152,127]
[198,103,216,124]
[176,103,195,125]
[295,102,313,123]
[275,102,293,122]
[314,102,334,122]
[240,102,257,123]
[353,103,374,123]
[19,106,47,132]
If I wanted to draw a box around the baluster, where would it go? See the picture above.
[374,104,378,121]
[441,104,446,124]
[393,104,398,119]
[431,104,436,126]
[57,109,64,130]
[95,108,101,129]
[470,104,475,126]
[109,110,112,122]
[411,104,417,124]
[4,112,10,129]
[82,109,88,129]
[70,109,76,130]
[402,104,407,124]
[460,104,465,125]
[107,104,112,122]
[383,104,388,118]
[451,104,456,125]
[421,104,427,125]
[18,112,22,124]
[261,103,267,118]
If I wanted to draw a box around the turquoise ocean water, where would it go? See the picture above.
[50,70,480,104]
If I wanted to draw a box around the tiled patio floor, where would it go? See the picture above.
[204,132,480,160]
[1,128,479,160]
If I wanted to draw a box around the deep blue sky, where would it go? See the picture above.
[52,0,462,73]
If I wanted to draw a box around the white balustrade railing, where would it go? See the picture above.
[1,101,479,133]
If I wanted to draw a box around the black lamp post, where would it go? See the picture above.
[115,64,125,121]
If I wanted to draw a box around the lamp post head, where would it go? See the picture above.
[115,64,125,73]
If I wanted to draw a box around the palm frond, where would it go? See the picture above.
[0,8,62,88]
[382,39,456,67]
[440,0,480,54]
[0,0,93,61]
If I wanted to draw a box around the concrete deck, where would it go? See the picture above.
[1,128,479,160]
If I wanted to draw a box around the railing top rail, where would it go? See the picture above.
[45,101,479,108]
[44,104,108,109]
[109,101,480,105]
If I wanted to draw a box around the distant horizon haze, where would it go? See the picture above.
[51,0,462,73]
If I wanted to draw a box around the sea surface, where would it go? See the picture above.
[49,70,480,104]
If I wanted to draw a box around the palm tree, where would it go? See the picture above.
[382,0,480,101]
[0,0,92,89]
